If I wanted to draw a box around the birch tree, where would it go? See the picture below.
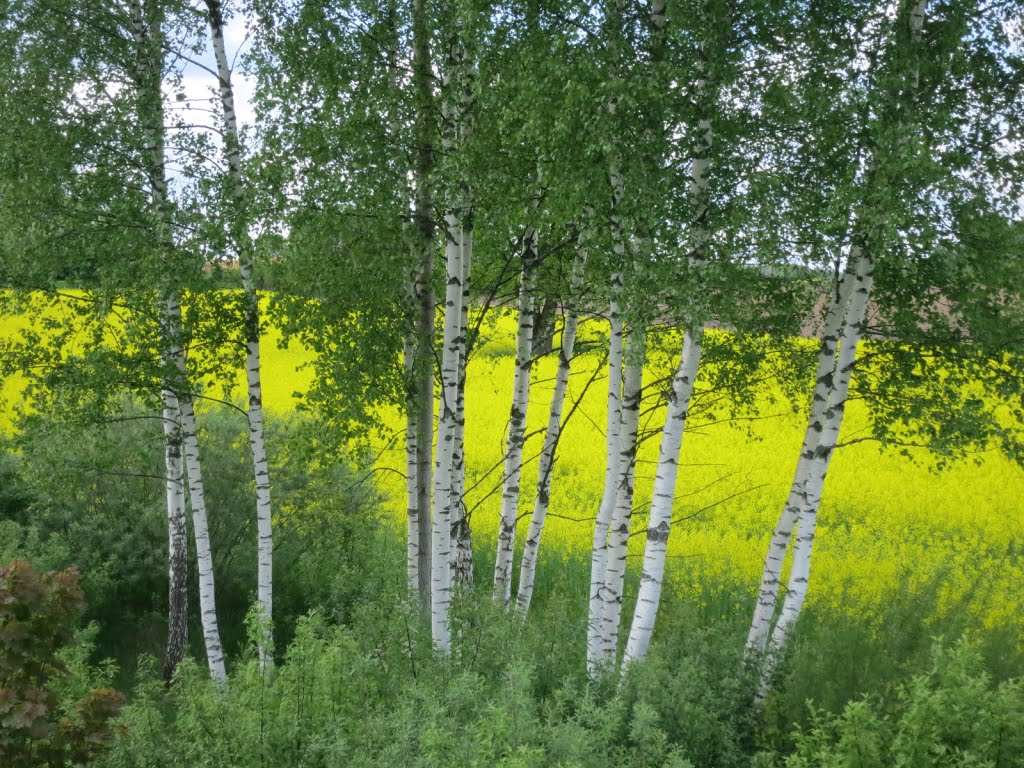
[743,0,1024,696]
[515,245,587,614]
[747,3,929,680]
[431,0,477,649]
[595,325,644,667]
[585,0,634,676]
[129,0,227,683]
[202,0,274,668]
[492,207,538,604]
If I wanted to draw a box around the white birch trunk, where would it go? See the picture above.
[177,370,228,682]
[622,327,703,666]
[752,1,926,693]
[597,329,645,667]
[515,248,588,614]
[161,388,188,681]
[431,212,466,651]
[493,252,536,604]
[130,0,226,684]
[758,250,874,695]
[588,147,628,675]
[410,0,436,606]
[205,0,273,667]
[745,269,855,655]
[451,244,474,585]
[587,280,625,675]
[164,297,228,684]
[432,25,474,646]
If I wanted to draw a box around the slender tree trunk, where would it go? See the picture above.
[493,251,536,603]
[587,273,625,676]
[432,213,466,650]
[587,126,630,676]
[451,246,474,585]
[745,268,855,655]
[411,0,436,607]
[752,1,925,698]
[176,364,228,683]
[129,0,225,684]
[432,20,474,649]
[515,248,588,614]
[162,296,227,683]
[204,0,273,666]
[161,388,188,682]
[757,250,874,696]
[622,326,703,666]
[598,328,645,667]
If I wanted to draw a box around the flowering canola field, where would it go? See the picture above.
[375,314,1024,643]
[2,299,1022,642]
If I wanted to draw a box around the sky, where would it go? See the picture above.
[172,7,257,135]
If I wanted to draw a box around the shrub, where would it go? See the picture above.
[774,640,1024,767]
[0,559,124,766]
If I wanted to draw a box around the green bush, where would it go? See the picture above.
[0,560,123,766]
[0,402,382,681]
[767,640,1024,767]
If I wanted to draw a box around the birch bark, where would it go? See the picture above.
[752,0,926,695]
[622,327,703,666]
[493,246,536,603]
[161,387,188,682]
[597,328,645,666]
[745,268,855,655]
[451,246,474,585]
[176,351,227,683]
[515,247,588,614]
[432,20,474,649]
[587,103,629,672]
[129,0,225,684]
[586,274,624,675]
[204,0,273,668]
[431,217,464,650]
[757,250,874,695]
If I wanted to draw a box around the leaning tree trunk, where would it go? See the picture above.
[597,328,645,668]
[622,326,703,666]
[756,249,874,698]
[205,0,273,668]
[493,249,536,604]
[745,267,855,656]
[129,0,225,684]
[515,247,588,615]
[751,0,926,699]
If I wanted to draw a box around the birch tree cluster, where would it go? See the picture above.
[1,0,1023,707]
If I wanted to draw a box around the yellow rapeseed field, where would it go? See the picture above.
[2,296,1021,642]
